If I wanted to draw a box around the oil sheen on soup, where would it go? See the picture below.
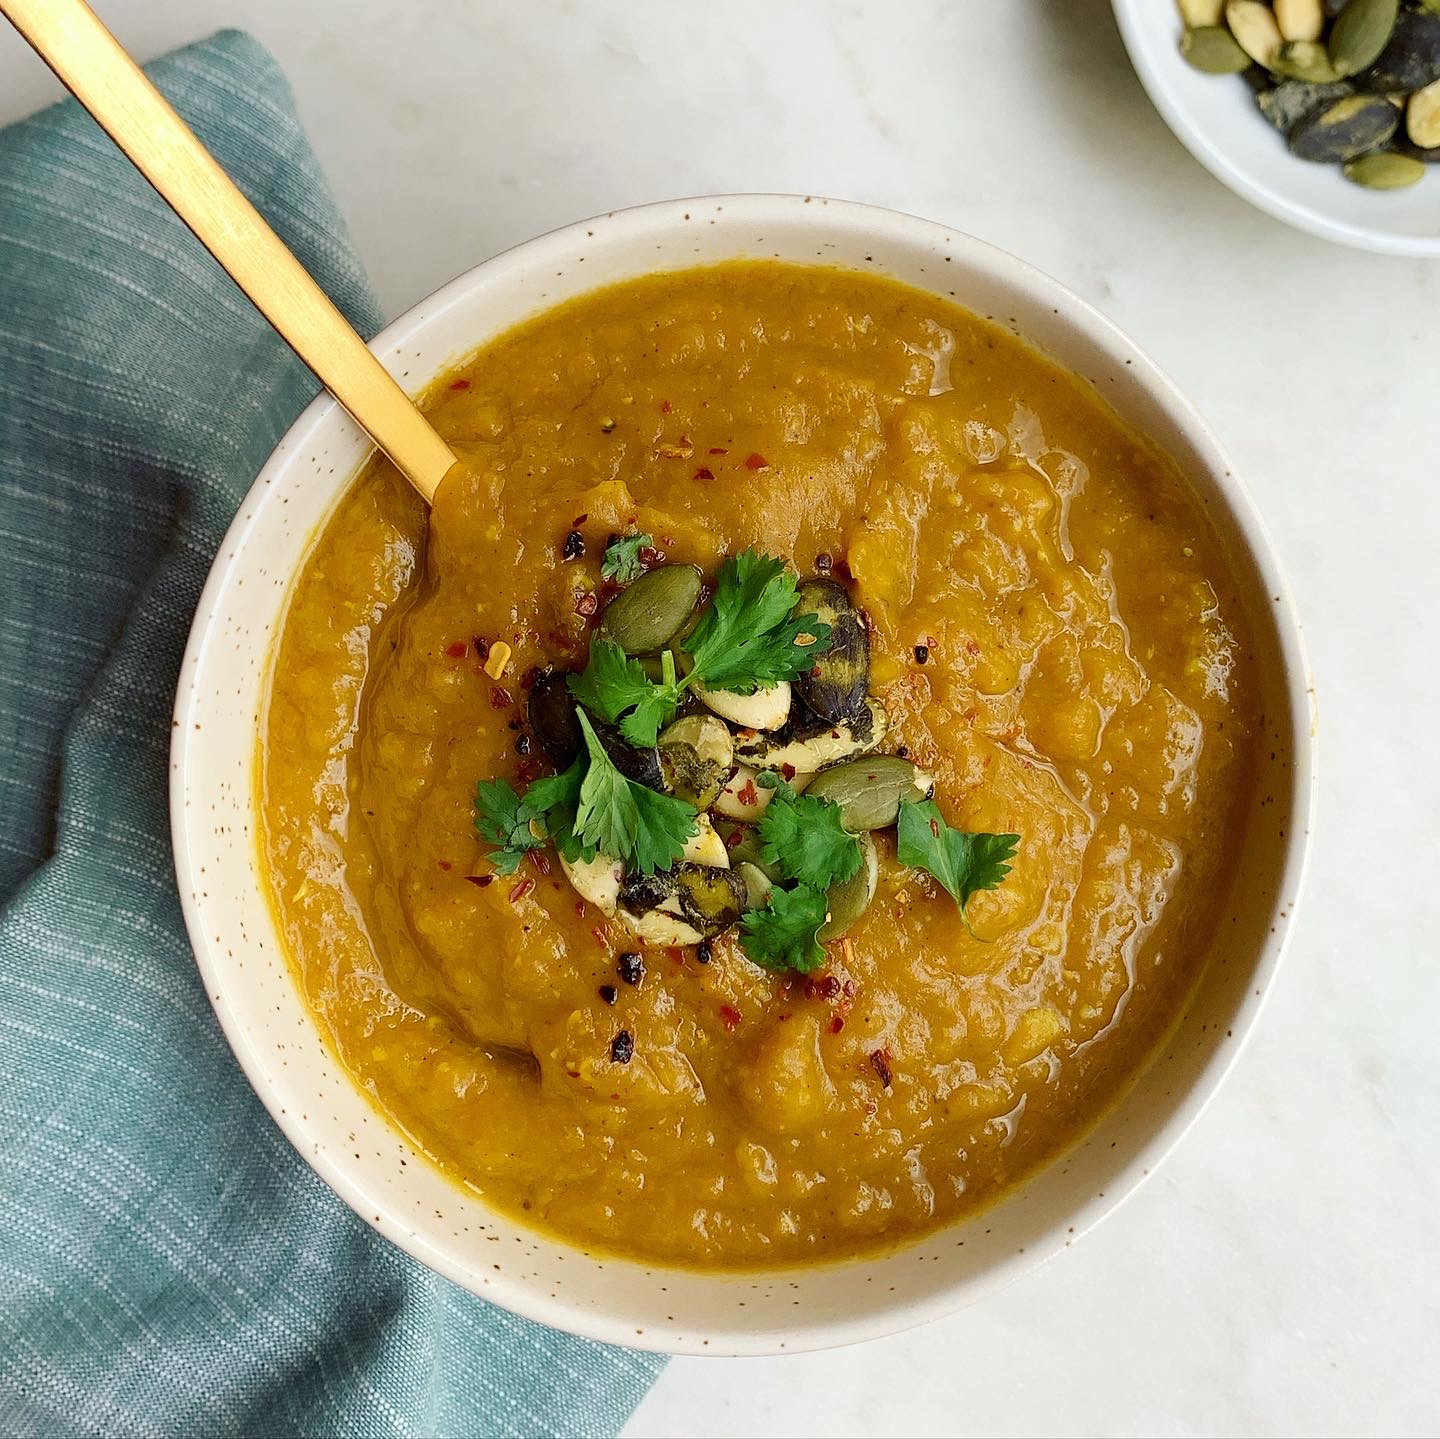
[259,262,1258,1267]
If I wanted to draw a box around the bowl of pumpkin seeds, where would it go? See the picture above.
[1113,0,1440,254]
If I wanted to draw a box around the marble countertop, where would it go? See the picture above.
[3,2,1436,1434]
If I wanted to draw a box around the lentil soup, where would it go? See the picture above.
[258,261,1259,1268]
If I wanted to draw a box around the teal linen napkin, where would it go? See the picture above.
[0,30,664,1437]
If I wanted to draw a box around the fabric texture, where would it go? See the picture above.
[0,30,662,1438]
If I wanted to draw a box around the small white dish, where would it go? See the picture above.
[171,194,1315,1355]
[1113,0,1440,256]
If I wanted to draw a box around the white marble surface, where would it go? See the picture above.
[3,2,1438,1434]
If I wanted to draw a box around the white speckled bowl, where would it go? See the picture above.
[171,195,1314,1356]
[1113,0,1440,256]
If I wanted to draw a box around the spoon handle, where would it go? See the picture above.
[2,0,457,503]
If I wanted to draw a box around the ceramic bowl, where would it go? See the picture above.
[171,194,1315,1356]
[1113,0,1440,257]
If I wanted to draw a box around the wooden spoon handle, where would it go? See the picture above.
[2,0,457,503]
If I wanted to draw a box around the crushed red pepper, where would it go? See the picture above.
[508,877,535,904]
[489,686,513,709]
[719,1004,742,1032]
[869,1048,893,1087]
[465,874,493,888]
[693,467,714,482]
[444,640,467,659]
[574,593,598,618]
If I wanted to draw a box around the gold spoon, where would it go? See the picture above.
[2,0,458,504]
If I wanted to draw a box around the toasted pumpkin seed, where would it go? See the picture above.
[735,861,773,912]
[1181,25,1253,72]
[1328,0,1399,77]
[1256,78,1354,130]
[804,756,937,833]
[1178,0,1226,23]
[599,563,701,654]
[1226,1,1285,66]
[1288,92,1398,157]
[819,835,878,943]
[1353,10,1440,91]
[1276,0,1324,40]
[1343,148,1426,184]
[792,577,869,723]
[1273,38,1341,79]
[1409,76,1440,145]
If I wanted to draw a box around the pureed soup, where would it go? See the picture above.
[259,261,1258,1268]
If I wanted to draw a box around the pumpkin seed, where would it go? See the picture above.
[1408,77,1440,146]
[658,715,733,809]
[792,577,869,723]
[694,678,792,731]
[727,826,785,882]
[1255,78,1353,131]
[1288,91,1398,157]
[1226,2,1285,66]
[1181,25,1254,72]
[1276,0,1324,40]
[819,835,878,942]
[735,696,888,775]
[803,756,936,833]
[1178,0,1226,24]
[598,563,701,654]
[1328,0,1399,77]
[1352,10,1440,92]
[1343,148,1426,184]
[1273,39,1341,80]
[735,861,773,911]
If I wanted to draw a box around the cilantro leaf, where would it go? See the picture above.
[572,711,696,874]
[473,778,541,874]
[758,782,861,890]
[601,532,653,583]
[522,758,593,864]
[896,798,1019,936]
[740,884,829,973]
[568,638,681,747]
[682,548,832,695]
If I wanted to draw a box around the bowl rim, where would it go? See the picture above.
[171,192,1317,1354]
[1111,0,1440,258]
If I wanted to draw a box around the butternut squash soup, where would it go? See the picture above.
[258,261,1258,1268]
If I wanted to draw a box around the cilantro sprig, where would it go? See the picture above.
[740,884,830,974]
[896,798,1019,939]
[566,547,831,747]
[600,532,653,583]
[738,782,859,973]
[474,759,589,874]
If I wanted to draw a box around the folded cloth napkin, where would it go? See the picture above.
[0,30,664,1438]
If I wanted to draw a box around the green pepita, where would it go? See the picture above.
[1181,25,1254,72]
[1328,0,1399,77]
[819,834,878,943]
[735,861,773,912]
[1226,1,1285,66]
[599,563,702,654]
[1343,148,1426,184]
[803,756,936,833]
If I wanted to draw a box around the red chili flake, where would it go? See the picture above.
[708,446,728,455]
[490,686,513,709]
[449,378,471,391]
[660,534,675,548]
[528,850,552,877]
[724,827,744,849]
[821,975,842,1000]
[571,513,589,526]
[843,979,856,998]
[574,593,598,618]
[781,763,797,782]
[520,665,540,691]
[744,452,769,471]
[638,545,660,565]
[965,638,981,656]
[869,1048,893,1087]
[466,874,493,888]
[508,877,535,904]
[830,1016,846,1034]
[591,925,609,948]
[736,777,758,808]
[930,818,941,838]
[660,399,672,414]
[445,640,467,659]
[517,758,543,783]
[574,900,587,917]
[472,635,491,660]
[437,860,452,872]
[719,1004,743,1032]
[693,467,714,482]
[666,946,684,963]
[778,1013,791,1022]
